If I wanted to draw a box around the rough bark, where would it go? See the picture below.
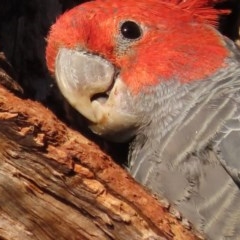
[1,1,239,239]
[0,53,202,240]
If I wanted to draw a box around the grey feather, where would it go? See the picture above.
[129,38,240,240]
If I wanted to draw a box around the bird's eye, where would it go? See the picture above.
[120,21,142,40]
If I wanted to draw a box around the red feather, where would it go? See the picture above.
[46,0,230,94]
[172,0,229,25]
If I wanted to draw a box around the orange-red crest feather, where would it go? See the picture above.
[168,0,229,25]
[95,0,229,26]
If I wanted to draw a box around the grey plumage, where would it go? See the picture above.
[129,38,240,240]
[48,2,240,238]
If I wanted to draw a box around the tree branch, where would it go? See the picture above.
[0,53,202,240]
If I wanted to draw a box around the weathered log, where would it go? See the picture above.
[0,53,202,240]
[0,1,239,239]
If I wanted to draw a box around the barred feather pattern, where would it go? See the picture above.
[129,38,240,240]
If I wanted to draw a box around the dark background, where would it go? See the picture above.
[0,0,239,162]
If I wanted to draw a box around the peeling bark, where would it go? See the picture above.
[0,53,202,240]
[0,1,239,239]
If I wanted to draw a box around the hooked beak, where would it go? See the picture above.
[55,48,115,123]
[55,48,138,141]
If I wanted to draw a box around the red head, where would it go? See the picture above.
[46,0,229,94]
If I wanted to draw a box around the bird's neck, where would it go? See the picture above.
[129,56,240,182]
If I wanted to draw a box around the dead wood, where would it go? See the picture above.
[0,53,202,240]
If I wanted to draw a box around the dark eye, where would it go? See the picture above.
[120,21,142,40]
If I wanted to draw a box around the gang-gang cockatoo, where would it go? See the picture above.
[46,0,240,239]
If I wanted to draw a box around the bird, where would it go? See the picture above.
[46,0,240,239]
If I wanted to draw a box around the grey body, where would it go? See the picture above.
[53,26,240,239]
[129,39,240,240]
